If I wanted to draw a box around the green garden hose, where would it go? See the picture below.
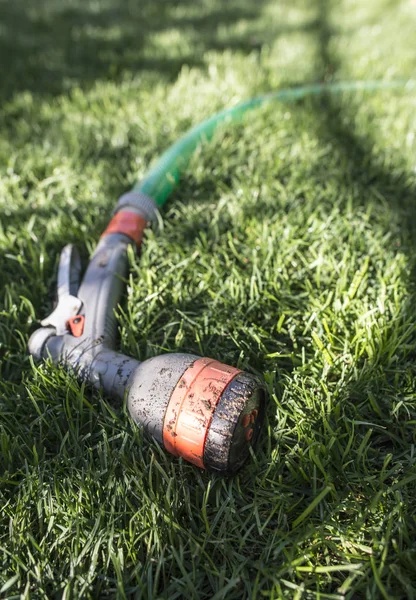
[29,78,415,476]
[135,80,413,208]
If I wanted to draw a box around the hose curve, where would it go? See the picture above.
[135,79,414,208]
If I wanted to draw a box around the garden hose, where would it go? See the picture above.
[29,79,414,475]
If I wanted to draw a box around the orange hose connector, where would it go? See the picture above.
[101,210,147,249]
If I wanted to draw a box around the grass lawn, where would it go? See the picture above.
[1,0,416,597]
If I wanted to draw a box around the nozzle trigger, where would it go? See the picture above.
[40,244,83,336]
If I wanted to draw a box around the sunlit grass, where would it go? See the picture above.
[1,0,416,598]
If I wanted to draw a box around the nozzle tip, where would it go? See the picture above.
[203,372,266,475]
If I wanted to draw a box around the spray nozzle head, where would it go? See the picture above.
[127,353,266,476]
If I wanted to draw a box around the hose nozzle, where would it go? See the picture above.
[29,222,266,476]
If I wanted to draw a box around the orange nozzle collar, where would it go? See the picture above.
[162,357,241,469]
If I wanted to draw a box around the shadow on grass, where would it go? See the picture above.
[312,0,416,352]
[0,0,192,99]
[0,0,276,102]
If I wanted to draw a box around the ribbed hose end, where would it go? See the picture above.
[115,191,158,222]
